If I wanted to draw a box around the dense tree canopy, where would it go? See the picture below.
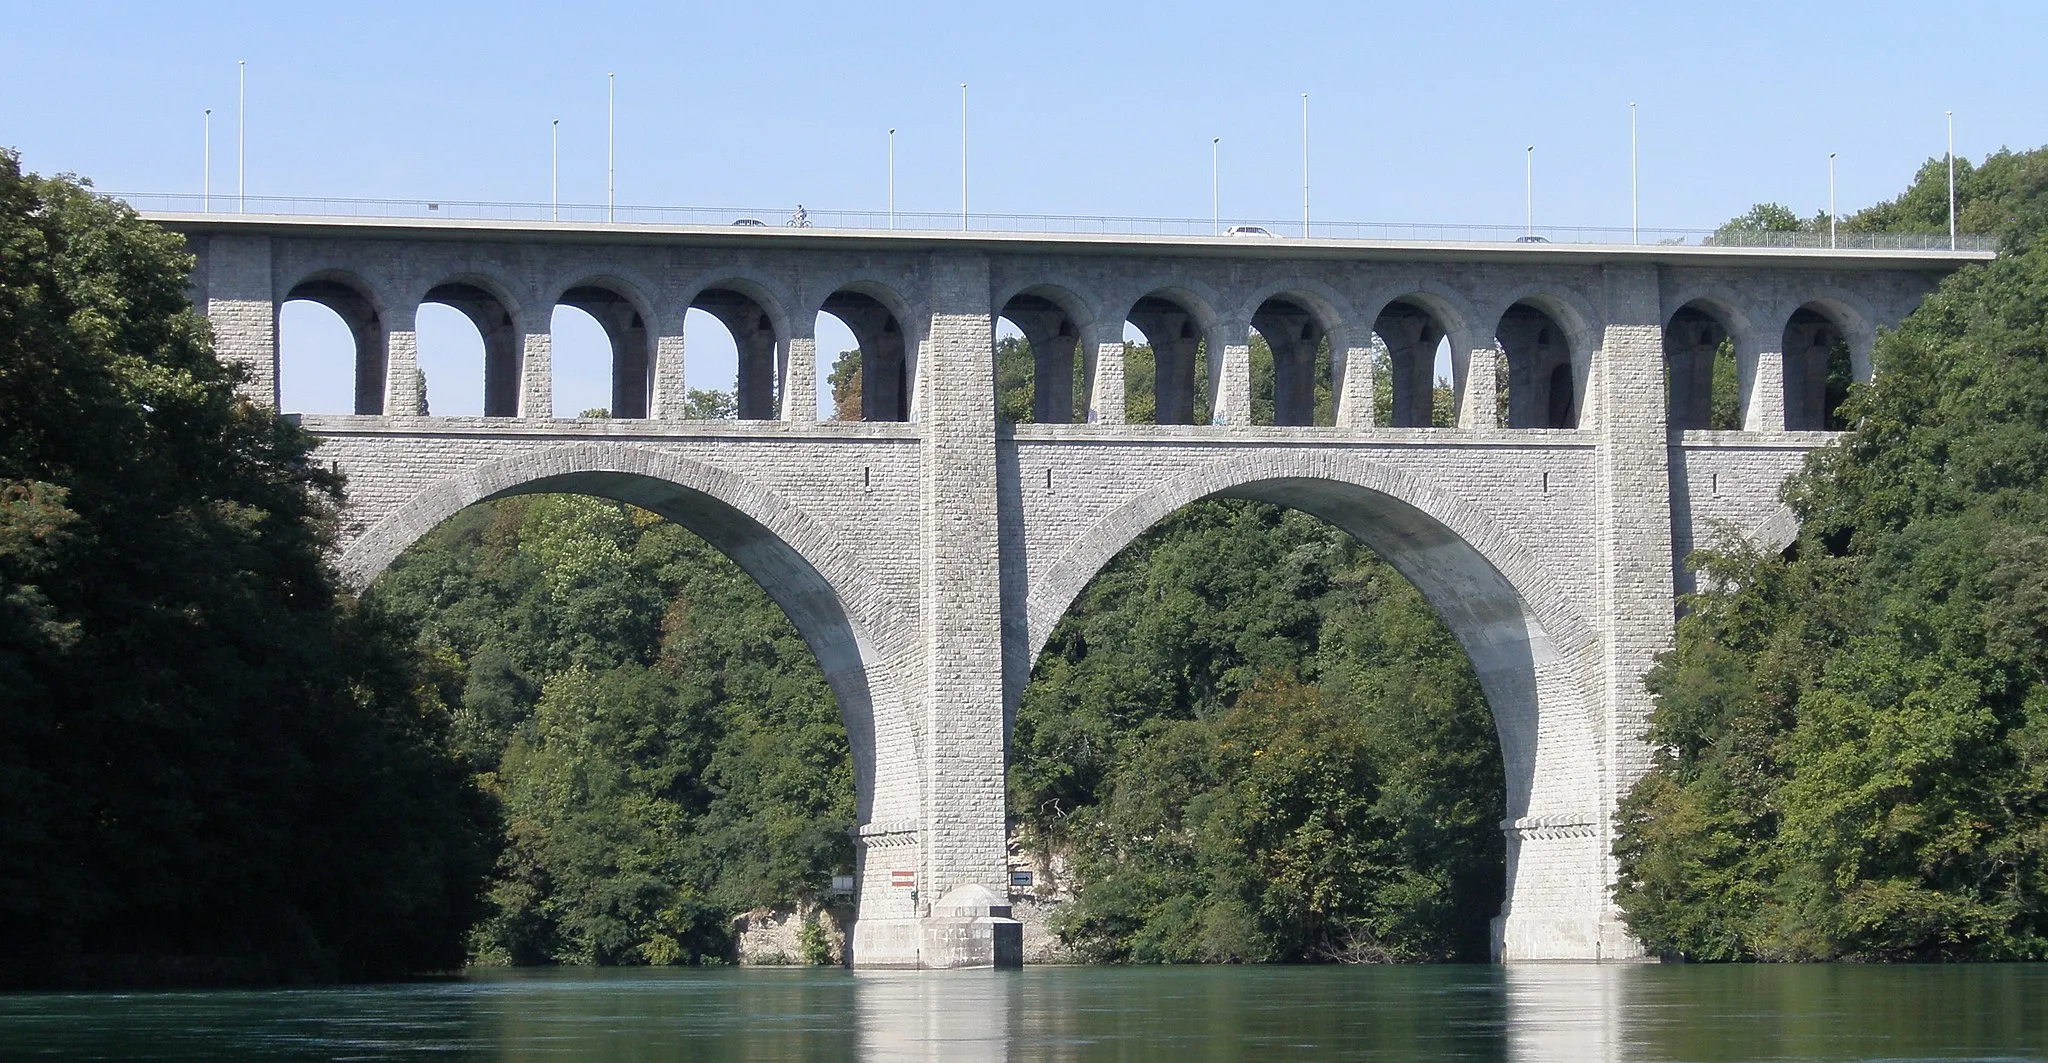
[1615,146,2048,960]
[0,153,495,985]
[1012,501,1504,962]
[369,495,854,965]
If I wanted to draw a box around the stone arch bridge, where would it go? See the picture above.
[164,214,1983,967]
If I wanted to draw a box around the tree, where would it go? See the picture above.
[374,493,855,966]
[1615,146,2048,961]
[0,152,496,985]
[1015,501,1503,962]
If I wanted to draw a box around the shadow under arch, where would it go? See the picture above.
[339,443,900,820]
[1021,452,1604,828]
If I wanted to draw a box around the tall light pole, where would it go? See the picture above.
[1829,152,1837,249]
[607,73,616,223]
[1629,102,1638,243]
[1300,93,1310,237]
[203,109,211,212]
[1212,136,1220,236]
[1946,110,1956,250]
[1525,145,1534,237]
[236,60,246,213]
[551,119,560,221]
[960,83,969,231]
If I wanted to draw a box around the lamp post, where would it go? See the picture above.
[1947,110,1956,250]
[1212,136,1220,236]
[960,83,969,231]
[607,73,615,223]
[1629,102,1638,243]
[1300,93,1309,237]
[236,60,245,213]
[1829,152,1837,249]
[888,128,896,229]
[1525,145,1534,237]
[551,119,560,221]
[203,109,211,212]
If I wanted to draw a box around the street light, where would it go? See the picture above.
[1946,110,1956,250]
[607,73,616,223]
[1629,102,1638,243]
[203,109,211,212]
[1525,145,1534,237]
[236,60,245,213]
[1300,93,1310,237]
[888,128,896,230]
[552,119,560,221]
[960,83,969,231]
[1212,136,1220,236]
[1829,152,1837,249]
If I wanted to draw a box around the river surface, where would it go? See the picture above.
[1,963,2043,1061]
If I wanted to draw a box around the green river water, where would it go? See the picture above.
[1,963,2042,1061]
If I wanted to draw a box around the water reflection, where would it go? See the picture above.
[0,963,2043,1060]
[855,970,1013,1062]
[1503,963,1625,1063]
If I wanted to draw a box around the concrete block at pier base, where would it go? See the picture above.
[848,886,1023,969]
[1493,909,1650,962]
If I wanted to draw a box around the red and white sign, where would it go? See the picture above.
[890,869,916,889]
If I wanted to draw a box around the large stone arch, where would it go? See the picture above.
[1021,449,1602,823]
[339,442,905,819]
[1017,448,1613,957]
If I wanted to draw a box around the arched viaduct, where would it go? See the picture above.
[164,213,1985,967]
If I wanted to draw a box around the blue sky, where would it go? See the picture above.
[6,1,2043,415]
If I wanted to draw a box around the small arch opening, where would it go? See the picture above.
[997,290,1088,425]
[414,303,486,416]
[553,285,653,419]
[422,281,520,417]
[1372,299,1458,428]
[1124,293,1212,425]
[1783,305,1856,431]
[1664,304,1742,430]
[281,276,383,415]
[690,287,783,420]
[819,290,909,423]
[1496,302,1578,429]
[1248,296,1334,427]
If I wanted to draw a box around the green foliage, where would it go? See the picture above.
[370,486,854,966]
[797,916,832,966]
[679,389,737,420]
[997,334,1034,424]
[1615,146,2048,961]
[827,348,861,420]
[1716,202,1823,237]
[1709,339,1743,430]
[1013,501,1503,962]
[0,152,495,984]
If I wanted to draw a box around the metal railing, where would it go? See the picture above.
[113,192,1996,253]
